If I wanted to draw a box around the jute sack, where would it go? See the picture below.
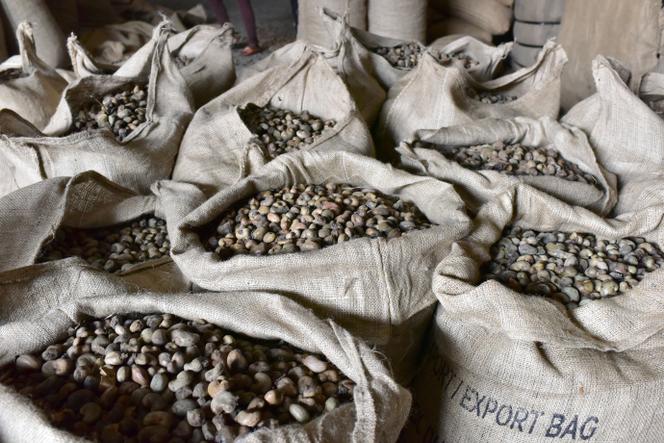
[0,0,67,67]
[338,25,426,90]
[638,71,664,116]
[172,50,374,195]
[0,270,411,443]
[402,185,664,442]
[429,35,512,82]
[236,11,385,126]
[166,23,235,108]
[168,150,471,383]
[436,0,513,36]
[297,0,367,49]
[367,0,426,42]
[397,117,617,215]
[377,40,567,161]
[613,173,664,215]
[73,23,238,109]
[562,56,664,180]
[0,23,67,132]
[0,22,193,199]
[79,20,155,67]
[0,171,194,292]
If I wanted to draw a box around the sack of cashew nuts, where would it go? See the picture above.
[167,150,471,383]
[172,49,374,195]
[376,40,567,161]
[397,116,617,215]
[0,21,193,200]
[402,184,664,442]
[0,266,411,442]
[0,171,195,292]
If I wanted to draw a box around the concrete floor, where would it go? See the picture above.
[152,0,296,70]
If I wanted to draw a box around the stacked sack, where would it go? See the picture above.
[512,0,565,68]
[297,0,426,48]
[428,0,513,44]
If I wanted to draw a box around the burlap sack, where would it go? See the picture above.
[562,56,664,180]
[367,0,426,42]
[79,20,154,67]
[638,71,664,115]
[0,23,67,132]
[0,268,411,443]
[238,12,384,126]
[427,18,492,44]
[172,50,374,195]
[613,173,664,215]
[297,0,367,49]
[429,35,512,82]
[168,150,470,383]
[437,0,513,36]
[397,117,617,215]
[339,25,427,90]
[402,185,664,442]
[166,23,235,108]
[0,170,194,292]
[0,22,193,199]
[73,23,238,109]
[0,0,68,67]
[558,0,659,111]
[377,40,567,160]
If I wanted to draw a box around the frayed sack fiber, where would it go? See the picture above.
[172,50,374,195]
[397,117,617,215]
[402,185,664,442]
[168,150,470,382]
[0,270,411,443]
[0,22,193,199]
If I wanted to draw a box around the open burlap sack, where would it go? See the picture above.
[297,0,367,49]
[0,267,411,443]
[0,22,193,199]
[72,23,236,109]
[367,0,426,42]
[172,50,374,195]
[558,0,659,111]
[237,11,385,126]
[402,185,664,442]
[397,117,617,215]
[168,150,470,383]
[429,35,512,82]
[0,23,67,132]
[376,40,567,160]
[339,25,426,90]
[166,23,235,108]
[78,20,155,67]
[0,171,193,292]
[563,56,664,180]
